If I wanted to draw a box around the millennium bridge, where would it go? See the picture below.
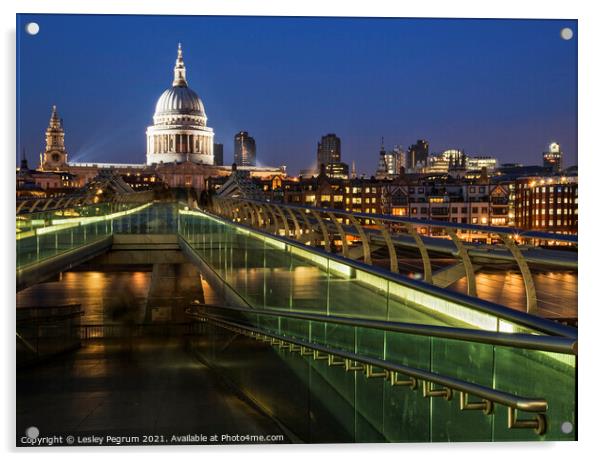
[16,178,577,444]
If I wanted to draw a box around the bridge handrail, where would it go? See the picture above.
[230,197,577,244]
[188,304,577,355]
[198,311,550,435]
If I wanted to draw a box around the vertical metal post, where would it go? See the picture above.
[272,204,291,237]
[498,233,538,313]
[405,223,433,284]
[348,214,372,265]
[294,207,313,240]
[326,211,349,257]
[310,209,331,252]
[375,219,398,273]
[285,207,302,240]
[446,228,477,297]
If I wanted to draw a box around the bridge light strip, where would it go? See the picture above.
[49,202,152,226]
[15,202,153,240]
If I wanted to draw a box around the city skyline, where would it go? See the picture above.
[17,15,577,174]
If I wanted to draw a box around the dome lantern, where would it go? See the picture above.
[172,43,188,87]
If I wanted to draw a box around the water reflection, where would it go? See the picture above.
[450,270,577,318]
[17,271,152,324]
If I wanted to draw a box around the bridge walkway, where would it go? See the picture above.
[17,335,289,444]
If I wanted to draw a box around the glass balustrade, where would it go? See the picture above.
[190,309,576,442]
[16,202,153,270]
[178,209,572,335]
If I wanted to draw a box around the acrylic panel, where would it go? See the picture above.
[16,14,577,446]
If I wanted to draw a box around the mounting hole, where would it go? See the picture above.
[25,426,40,439]
[560,27,573,40]
[25,22,40,36]
[561,421,573,433]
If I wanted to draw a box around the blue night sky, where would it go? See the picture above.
[17,15,577,175]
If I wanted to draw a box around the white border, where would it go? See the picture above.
[2,1,599,460]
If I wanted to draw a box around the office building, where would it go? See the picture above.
[234,131,257,166]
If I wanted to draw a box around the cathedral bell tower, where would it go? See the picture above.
[41,105,68,170]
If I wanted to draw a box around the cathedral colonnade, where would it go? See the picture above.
[147,133,213,156]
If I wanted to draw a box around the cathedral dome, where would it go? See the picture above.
[152,43,207,126]
[154,86,205,118]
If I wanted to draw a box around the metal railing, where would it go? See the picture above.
[196,310,550,435]
[16,304,84,366]
[188,304,577,352]
[76,322,201,340]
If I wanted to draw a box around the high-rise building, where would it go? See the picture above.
[376,140,406,178]
[40,105,68,170]
[234,131,256,166]
[543,142,564,173]
[213,143,224,166]
[406,139,429,171]
[315,133,348,178]
[317,133,341,167]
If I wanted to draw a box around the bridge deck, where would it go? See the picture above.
[17,337,287,444]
